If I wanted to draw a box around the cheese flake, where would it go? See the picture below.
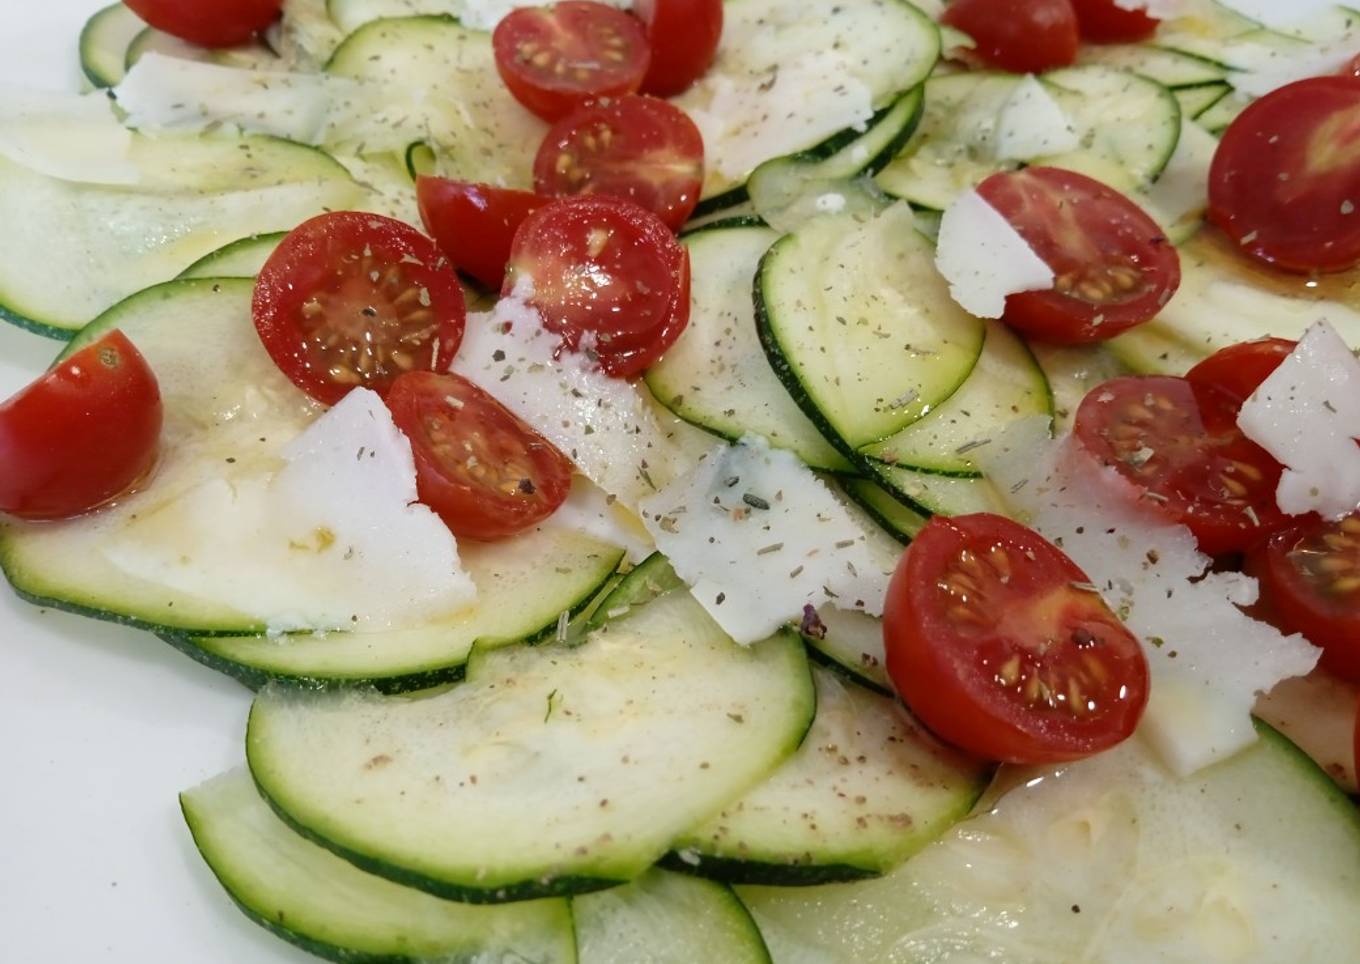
[993,75,1081,162]
[935,189,1055,319]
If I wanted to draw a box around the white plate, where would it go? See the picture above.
[0,5,314,961]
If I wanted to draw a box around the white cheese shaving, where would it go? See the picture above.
[638,436,888,646]
[979,417,1320,776]
[814,193,848,214]
[1239,322,1360,520]
[546,476,655,564]
[993,75,1082,162]
[0,87,138,185]
[935,189,1055,319]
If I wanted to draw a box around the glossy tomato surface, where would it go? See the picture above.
[634,0,723,96]
[942,0,1079,73]
[1184,337,1296,411]
[493,1,650,121]
[506,195,690,377]
[0,331,161,520]
[124,0,282,47]
[1070,0,1159,42]
[417,177,549,290]
[979,167,1180,344]
[253,212,465,406]
[387,371,573,541]
[533,95,704,231]
[883,513,1149,764]
[1210,77,1360,273]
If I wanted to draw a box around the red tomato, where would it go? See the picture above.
[1209,77,1360,273]
[505,195,691,378]
[492,2,651,121]
[1070,0,1159,42]
[124,0,282,47]
[1073,376,1288,555]
[978,167,1181,344]
[1184,337,1296,411]
[883,513,1149,764]
[942,0,1079,74]
[1249,512,1360,683]
[634,0,723,97]
[0,331,161,520]
[387,371,573,541]
[533,95,704,231]
[253,212,466,406]
[1343,54,1360,79]
[416,178,549,291]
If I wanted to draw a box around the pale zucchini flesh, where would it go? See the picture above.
[79,3,146,88]
[177,232,286,279]
[836,479,925,545]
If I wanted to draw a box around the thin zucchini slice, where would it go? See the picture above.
[587,552,685,630]
[574,870,770,964]
[181,768,577,963]
[247,589,816,903]
[327,0,462,35]
[837,478,925,544]
[869,463,1002,519]
[803,606,892,695]
[176,232,286,279]
[1106,321,1208,375]
[1173,81,1231,120]
[124,26,279,71]
[1077,43,1228,88]
[1195,88,1250,135]
[79,3,145,88]
[1027,343,1128,433]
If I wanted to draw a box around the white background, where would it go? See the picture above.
[0,4,317,961]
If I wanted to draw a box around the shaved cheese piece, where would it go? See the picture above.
[1239,322,1360,520]
[546,477,655,564]
[935,189,1054,319]
[0,88,137,185]
[104,389,475,633]
[980,417,1320,776]
[638,437,889,645]
[994,76,1081,162]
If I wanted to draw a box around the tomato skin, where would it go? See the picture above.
[883,513,1148,764]
[1070,0,1158,43]
[0,331,161,521]
[979,167,1180,344]
[1210,77,1360,274]
[387,371,573,541]
[634,0,723,97]
[493,2,651,121]
[253,212,466,406]
[124,0,282,47]
[416,178,549,291]
[941,0,1079,74]
[1184,337,1296,411]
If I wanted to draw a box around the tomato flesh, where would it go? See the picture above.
[1210,77,1360,273]
[942,0,1079,74]
[533,95,704,231]
[0,331,162,520]
[634,0,724,97]
[1073,376,1288,555]
[124,0,282,47]
[253,212,466,406]
[505,195,691,378]
[1070,0,1158,42]
[884,513,1149,764]
[417,177,549,291]
[1184,337,1296,412]
[387,371,573,541]
[493,1,651,121]
[978,167,1180,344]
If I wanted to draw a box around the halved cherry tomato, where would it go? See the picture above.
[124,0,282,48]
[416,177,549,291]
[1210,77,1360,273]
[634,0,723,97]
[1184,337,1296,412]
[493,1,651,121]
[942,0,1079,74]
[387,371,573,541]
[533,95,704,231]
[253,212,465,406]
[978,167,1180,344]
[505,195,690,378]
[0,331,161,520]
[883,512,1149,764]
[1249,512,1360,683]
[1070,0,1159,43]
[1073,376,1288,555]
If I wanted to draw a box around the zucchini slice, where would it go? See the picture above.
[837,478,925,544]
[1077,43,1229,89]
[79,3,145,88]
[1173,81,1232,120]
[176,232,286,279]
[246,589,816,902]
[181,768,577,963]
[868,464,1001,519]
[802,606,892,695]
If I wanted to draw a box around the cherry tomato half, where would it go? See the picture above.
[387,371,573,541]
[884,512,1149,764]
[978,167,1180,344]
[534,95,705,231]
[124,0,282,48]
[493,1,651,121]
[417,177,549,291]
[505,195,691,378]
[1184,337,1296,412]
[942,0,1079,74]
[1210,77,1360,274]
[1073,376,1288,555]
[1249,512,1360,683]
[634,0,723,97]
[1070,0,1159,43]
[253,212,466,406]
[0,331,161,520]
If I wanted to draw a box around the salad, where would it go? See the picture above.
[3,0,1360,960]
